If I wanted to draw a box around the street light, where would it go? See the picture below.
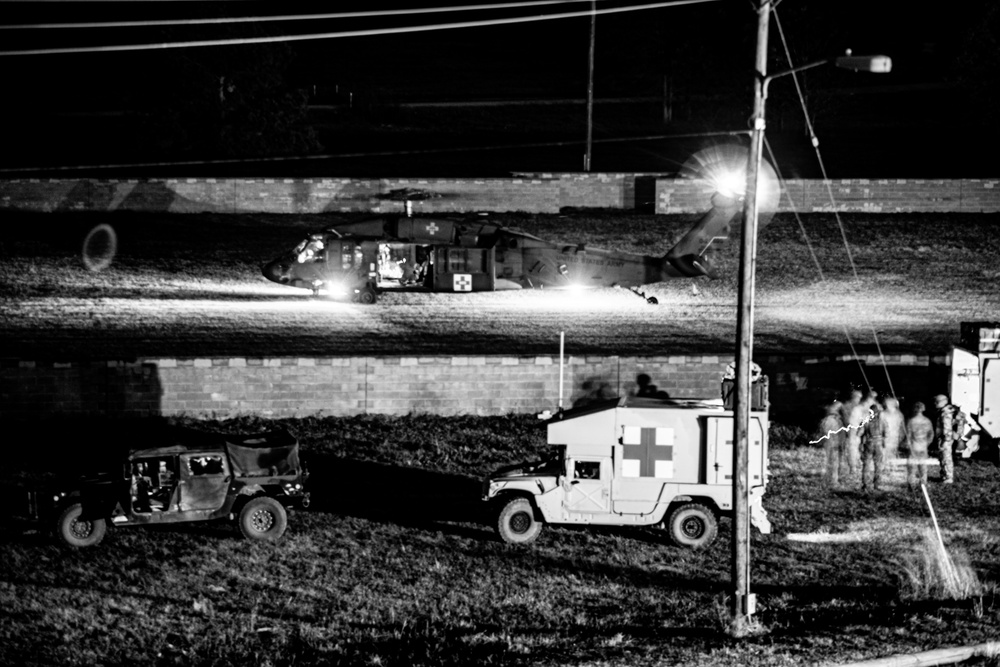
[730,0,892,633]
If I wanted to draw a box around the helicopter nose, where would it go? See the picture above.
[262,259,292,284]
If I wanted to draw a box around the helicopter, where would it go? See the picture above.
[261,148,778,305]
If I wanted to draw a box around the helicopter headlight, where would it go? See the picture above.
[325,281,349,298]
[559,283,592,299]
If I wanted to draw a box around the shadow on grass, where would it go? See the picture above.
[305,454,490,536]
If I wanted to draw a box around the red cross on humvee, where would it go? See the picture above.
[621,426,675,478]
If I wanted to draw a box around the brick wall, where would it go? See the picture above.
[4,175,998,215]
[0,353,949,429]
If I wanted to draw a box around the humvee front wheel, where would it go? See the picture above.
[496,497,542,544]
[667,503,717,550]
[57,502,107,548]
[238,497,288,541]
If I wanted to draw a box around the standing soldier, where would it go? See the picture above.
[839,389,862,480]
[881,395,906,468]
[839,389,862,437]
[860,395,887,492]
[818,400,845,489]
[933,394,964,484]
[844,390,876,482]
[906,401,935,490]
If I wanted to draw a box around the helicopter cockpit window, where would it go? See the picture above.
[337,243,363,271]
[296,236,325,264]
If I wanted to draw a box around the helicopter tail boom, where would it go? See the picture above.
[664,193,741,271]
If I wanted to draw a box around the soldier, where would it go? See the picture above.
[933,394,964,484]
[906,401,935,490]
[860,395,887,492]
[844,389,875,482]
[839,389,862,437]
[881,395,906,466]
[818,400,845,488]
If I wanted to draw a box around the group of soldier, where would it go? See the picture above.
[818,389,968,492]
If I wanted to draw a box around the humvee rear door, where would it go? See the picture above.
[705,416,764,486]
[178,453,230,511]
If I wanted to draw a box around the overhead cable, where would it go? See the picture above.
[3,0,603,30]
[0,0,719,56]
[772,6,894,398]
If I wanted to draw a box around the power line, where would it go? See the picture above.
[772,6,893,397]
[0,0,720,56]
[2,0,601,30]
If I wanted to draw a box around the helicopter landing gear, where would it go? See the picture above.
[629,287,658,305]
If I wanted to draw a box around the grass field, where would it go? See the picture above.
[1,209,999,359]
[2,209,1000,665]
[2,414,999,667]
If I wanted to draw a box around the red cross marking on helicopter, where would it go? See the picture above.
[426,222,439,235]
[621,426,675,478]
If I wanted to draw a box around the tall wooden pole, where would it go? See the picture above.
[732,0,770,629]
[584,0,596,172]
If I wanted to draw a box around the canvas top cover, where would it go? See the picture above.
[129,427,300,476]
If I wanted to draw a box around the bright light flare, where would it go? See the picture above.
[680,143,780,217]
[558,283,594,298]
[713,167,747,199]
[323,282,350,299]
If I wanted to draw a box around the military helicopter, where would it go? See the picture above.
[261,148,777,305]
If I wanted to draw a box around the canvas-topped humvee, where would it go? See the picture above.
[22,426,310,547]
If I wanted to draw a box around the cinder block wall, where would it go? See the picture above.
[0,353,948,429]
[3,175,998,215]
[0,175,636,215]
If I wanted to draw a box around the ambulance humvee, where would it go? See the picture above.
[482,396,771,549]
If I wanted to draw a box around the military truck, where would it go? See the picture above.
[10,426,310,548]
[483,395,771,549]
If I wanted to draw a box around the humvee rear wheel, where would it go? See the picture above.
[239,497,288,541]
[667,503,717,550]
[57,502,107,548]
[496,497,542,544]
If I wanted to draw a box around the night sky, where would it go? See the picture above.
[1,1,997,178]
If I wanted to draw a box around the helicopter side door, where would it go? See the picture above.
[433,247,495,292]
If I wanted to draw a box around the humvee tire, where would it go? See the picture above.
[667,503,717,550]
[239,497,288,541]
[496,497,542,544]
[57,502,107,548]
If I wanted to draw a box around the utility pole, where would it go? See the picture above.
[732,0,770,631]
[584,0,596,172]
